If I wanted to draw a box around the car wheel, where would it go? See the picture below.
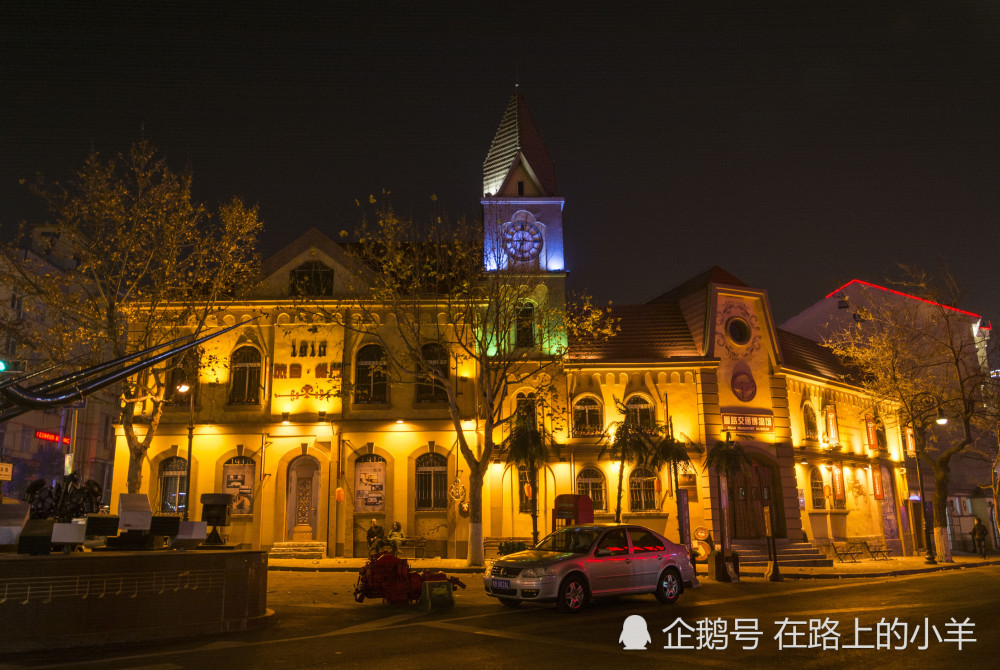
[655,568,681,604]
[557,575,588,613]
[498,597,521,607]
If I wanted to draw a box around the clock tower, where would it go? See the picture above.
[481,90,565,275]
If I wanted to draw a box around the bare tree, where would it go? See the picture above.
[824,268,992,562]
[1,141,261,492]
[324,202,615,565]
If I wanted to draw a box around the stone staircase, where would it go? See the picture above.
[268,541,327,560]
[729,539,834,568]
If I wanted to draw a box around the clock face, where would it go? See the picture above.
[503,221,543,261]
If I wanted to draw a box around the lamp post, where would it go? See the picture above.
[177,381,194,522]
[910,393,948,565]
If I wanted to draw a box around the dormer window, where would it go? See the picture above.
[289,261,334,297]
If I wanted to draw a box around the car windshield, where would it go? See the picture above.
[534,527,601,553]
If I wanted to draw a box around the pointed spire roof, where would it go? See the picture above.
[482,90,558,197]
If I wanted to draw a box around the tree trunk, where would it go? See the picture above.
[530,466,539,546]
[932,458,954,562]
[126,449,144,494]
[467,462,485,566]
[615,458,625,523]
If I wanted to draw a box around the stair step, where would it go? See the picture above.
[269,541,327,560]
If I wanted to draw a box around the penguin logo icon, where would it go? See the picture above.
[619,614,651,650]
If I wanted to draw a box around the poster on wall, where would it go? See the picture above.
[223,461,255,514]
[355,460,386,512]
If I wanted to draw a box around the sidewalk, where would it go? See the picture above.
[267,553,1000,579]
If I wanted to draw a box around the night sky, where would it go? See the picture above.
[3,2,998,324]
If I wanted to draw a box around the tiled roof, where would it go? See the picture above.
[482,91,558,196]
[569,302,700,362]
[646,266,748,304]
[776,328,855,381]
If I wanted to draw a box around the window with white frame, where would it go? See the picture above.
[228,346,262,405]
[415,453,448,510]
[415,343,449,404]
[159,456,188,514]
[576,466,607,511]
[629,466,658,512]
[625,395,654,429]
[355,344,388,404]
[573,396,603,436]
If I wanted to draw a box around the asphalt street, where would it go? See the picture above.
[4,566,999,669]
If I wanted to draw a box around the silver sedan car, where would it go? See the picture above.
[484,523,697,612]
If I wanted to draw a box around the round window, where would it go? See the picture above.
[727,318,751,345]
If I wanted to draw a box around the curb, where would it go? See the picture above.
[720,558,1000,580]
[268,564,487,574]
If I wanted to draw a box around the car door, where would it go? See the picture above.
[627,527,668,591]
[587,528,633,594]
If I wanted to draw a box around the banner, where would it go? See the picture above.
[825,406,840,445]
[904,426,916,457]
[832,464,845,501]
[871,466,884,500]
[865,416,878,450]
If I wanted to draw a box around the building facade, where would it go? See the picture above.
[107,93,934,560]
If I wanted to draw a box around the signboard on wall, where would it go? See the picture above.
[721,412,774,433]
[355,460,385,512]
[904,427,916,457]
[223,460,256,514]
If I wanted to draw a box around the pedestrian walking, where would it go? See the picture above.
[971,517,989,559]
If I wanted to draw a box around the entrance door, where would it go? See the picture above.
[286,456,320,541]
[728,460,783,539]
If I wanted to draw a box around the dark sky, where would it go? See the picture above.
[3,2,999,324]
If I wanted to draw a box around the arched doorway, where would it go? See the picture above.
[727,458,785,539]
[286,455,321,541]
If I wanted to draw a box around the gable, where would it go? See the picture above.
[255,228,358,299]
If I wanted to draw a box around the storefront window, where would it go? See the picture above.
[159,456,188,514]
[576,466,606,511]
[415,453,447,509]
[810,469,825,510]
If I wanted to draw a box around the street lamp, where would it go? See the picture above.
[177,380,195,522]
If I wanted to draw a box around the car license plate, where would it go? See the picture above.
[492,579,511,590]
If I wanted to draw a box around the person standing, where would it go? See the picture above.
[971,517,989,559]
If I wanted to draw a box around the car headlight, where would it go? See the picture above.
[520,566,553,578]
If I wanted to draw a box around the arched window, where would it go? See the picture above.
[228,346,262,405]
[573,397,603,436]
[289,261,334,297]
[629,466,658,512]
[223,456,256,515]
[810,469,826,510]
[416,343,449,404]
[515,303,535,348]
[355,344,387,404]
[625,395,654,429]
[159,456,188,514]
[803,404,818,440]
[415,453,448,509]
[576,466,606,511]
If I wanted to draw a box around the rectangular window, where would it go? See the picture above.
[515,305,534,348]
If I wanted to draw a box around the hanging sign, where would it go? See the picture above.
[832,464,846,501]
[904,426,916,457]
[825,406,840,444]
[871,466,884,500]
[865,416,878,449]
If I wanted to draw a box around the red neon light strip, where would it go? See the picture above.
[825,279,981,319]
[35,430,71,444]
